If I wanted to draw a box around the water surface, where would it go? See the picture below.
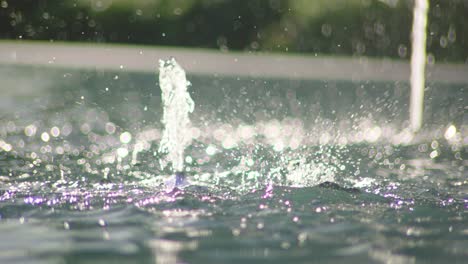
[0,65,466,263]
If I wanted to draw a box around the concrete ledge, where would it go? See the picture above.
[0,41,467,83]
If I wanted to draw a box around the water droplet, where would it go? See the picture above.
[444,125,456,140]
[232,228,240,236]
[321,24,332,37]
[0,141,12,152]
[298,233,307,244]
[105,122,116,134]
[439,36,448,48]
[50,126,60,137]
[117,148,129,158]
[24,125,37,137]
[398,44,407,58]
[120,132,132,144]
[41,132,50,142]
[281,241,291,249]
[206,145,217,156]
[98,219,106,227]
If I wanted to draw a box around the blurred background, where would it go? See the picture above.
[0,0,467,62]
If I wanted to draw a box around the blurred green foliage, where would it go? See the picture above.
[0,0,466,62]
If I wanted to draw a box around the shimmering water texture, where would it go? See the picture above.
[0,65,466,263]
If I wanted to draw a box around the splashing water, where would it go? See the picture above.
[0,61,466,263]
[158,58,194,177]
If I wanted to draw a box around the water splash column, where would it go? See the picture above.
[158,58,194,175]
[410,0,429,132]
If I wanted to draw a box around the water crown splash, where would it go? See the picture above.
[158,58,194,188]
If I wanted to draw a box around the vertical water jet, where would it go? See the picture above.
[410,0,429,132]
[158,58,194,189]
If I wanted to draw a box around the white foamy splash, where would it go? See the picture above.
[158,58,194,172]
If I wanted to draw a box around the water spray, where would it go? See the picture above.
[158,58,195,190]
